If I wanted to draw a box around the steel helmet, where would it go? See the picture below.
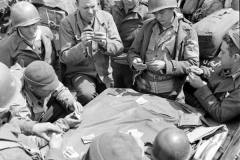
[228,22,240,49]
[148,0,177,13]
[10,1,40,28]
[0,62,17,111]
[152,127,191,160]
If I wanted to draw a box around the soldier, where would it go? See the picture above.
[188,24,240,123]
[59,0,123,105]
[9,61,83,132]
[111,0,151,88]
[0,1,57,68]
[0,62,64,160]
[128,0,199,100]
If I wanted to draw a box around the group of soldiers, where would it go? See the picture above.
[0,0,239,159]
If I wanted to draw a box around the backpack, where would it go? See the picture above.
[193,8,239,59]
[34,5,66,52]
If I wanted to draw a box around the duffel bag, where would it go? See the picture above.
[182,0,201,14]
[192,0,223,22]
[193,8,239,59]
[32,0,76,15]
[232,0,239,11]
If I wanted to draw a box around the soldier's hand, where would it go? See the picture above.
[146,60,166,71]
[68,101,83,115]
[32,122,63,141]
[93,31,107,47]
[201,66,214,78]
[81,31,94,46]
[132,57,147,71]
[186,66,203,75]
[188,72,207,89]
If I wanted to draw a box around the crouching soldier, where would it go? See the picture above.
[128,0,199,100]
[187,25,240,123]
[10,61,83,132]
[0,1,57,69]
[0,62,65,160]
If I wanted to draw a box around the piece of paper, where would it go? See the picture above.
[63,146,80,159]
[126,129,144,138]
[178,113,202,127]
[187,125,227,143]
[81,134,96,144]
[136,97,148,105]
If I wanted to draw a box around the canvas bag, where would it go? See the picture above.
[193,8,239,59]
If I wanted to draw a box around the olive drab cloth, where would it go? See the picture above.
[0,26,55,68]
[60,88,203,155]
[128,12,199,96]
[59,9,123,86]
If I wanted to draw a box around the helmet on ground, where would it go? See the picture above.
[152,127,191,160]
[87,131,143,160]
[148,0,177,13]
[10,1,40,28]
[0,62,17,111]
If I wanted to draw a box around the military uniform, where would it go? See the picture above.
[194,66,240,123]
[59,9,123,105]
[0,26,56,68]
[9,64,81,132]
[128,12,199,99]
[111,1,150,88]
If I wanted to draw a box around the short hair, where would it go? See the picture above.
[222,34,240,56]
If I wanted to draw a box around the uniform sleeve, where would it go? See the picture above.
[127,26,144,69]
[52,82,82,132]
[0,37,13,67]
[9,64,32,121]
[165,25,199,75]
[10,118,37,134]
[101,13,123,56]
[52,82,83,111]
[59,19,87,65]
[194,85,240,123]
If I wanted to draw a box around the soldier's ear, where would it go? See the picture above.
[233,53,240,62]
[26,83,35,91]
